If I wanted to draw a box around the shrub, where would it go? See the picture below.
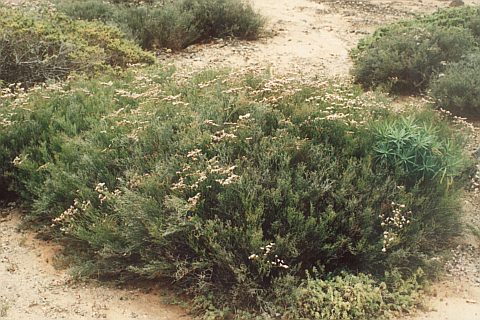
[352,25,474,93]
[57,0,265,50]
[295,272,389,320]
[114,4,199,50]
[0,6,154,87]
[56,0,116,22]
[0,69,470,317]
[352,6,480,94]
[180,0,264,40]
[430,53,480,117]
[371,115,468,186]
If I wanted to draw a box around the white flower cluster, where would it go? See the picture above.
[238,113,251,121]
[222,87,244,94]
[248,243,289,269]
[197,79,217,89]
[212,129,237,143]
[51,199,91,232]
[95,182,122,204]
[115,89,142,100]
[251,77,303,105]
[215,174,240,186]
[188,193,201,207]
[212,164,239,186]
[95,182,109,204]
[12,155,24,167]
[172,150,241,193]
[0,111,15,128]
[162,93,182,102]
[186,149,202,159]
[203,119,220,127]
[380,201,411,252]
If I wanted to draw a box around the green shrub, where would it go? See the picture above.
[352,25,474,93]
[181,0,264,40]
[352,6,480,94]
[295,272,389,320]
[114,4,198,50]
[0,69,470,317]
[371,115,468,186]
[57,0,265,50]
[56,0,116,22]
[430,53,480,117]
[0,6,154,87]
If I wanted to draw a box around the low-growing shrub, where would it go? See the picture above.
[0,6,153,87]
[56,0,116,22]
[0,68,470,317]
[430,53,480,117]
[296,271,389,320]
[57,0,265,50]
[292,269,423,320]
[372,115,468,186]
[352,6,480,94]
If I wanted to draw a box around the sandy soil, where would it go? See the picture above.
[164,0,480,77]
[1,0,480,319]
[405,192,480,320]
[0,207,191,320]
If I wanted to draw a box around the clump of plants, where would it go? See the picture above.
[0,6,154,88]
[292,269,424,320]
[57,0,265,50]
[0,68,471,318]
[430,53,480,117]
[352,6,480,94]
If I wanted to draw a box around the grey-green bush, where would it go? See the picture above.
[430,53,480,117]
[56,0,115,22]
[353,25,474,93]
[352,6,480,94]
[57,0,265,50]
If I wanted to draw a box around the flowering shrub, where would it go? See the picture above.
[0,68,470,317]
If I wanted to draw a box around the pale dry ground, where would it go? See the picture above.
[1,0,480,319]
[0,208,191,320]
[405,190,480,320]
[165,0,480,78]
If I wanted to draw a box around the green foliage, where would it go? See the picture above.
[57,0,265,50]
[0,69,470,317]
[430,53,480,117]
[57,0,116,21]
[352,6,480,94]
[296,272,389,320]
[0,6,154,87]
[109,0,154,4]
[371,115,468,186]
